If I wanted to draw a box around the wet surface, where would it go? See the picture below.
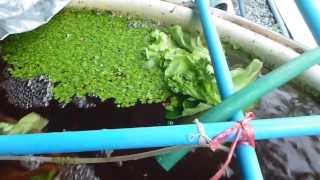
[253,86,320,180]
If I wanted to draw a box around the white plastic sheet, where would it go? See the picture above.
[0,0,70,40]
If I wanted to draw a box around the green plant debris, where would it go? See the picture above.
[30,170,57,180]
[2,9,170,107]
[0,113,48,135]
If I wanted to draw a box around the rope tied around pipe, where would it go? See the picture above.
[194,112,256,180]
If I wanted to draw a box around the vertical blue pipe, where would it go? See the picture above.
[238,0,246,17]
[295,0,320,44]
[195,0,263,179]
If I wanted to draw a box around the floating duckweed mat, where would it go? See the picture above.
[2,9,170,107]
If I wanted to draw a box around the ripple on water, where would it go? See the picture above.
[253,85,320,179]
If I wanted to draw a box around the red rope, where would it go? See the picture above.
[209,112,256,180]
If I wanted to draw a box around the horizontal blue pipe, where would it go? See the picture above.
[196,0,262,179]
[0,116,320,155]
[295,0,320,44]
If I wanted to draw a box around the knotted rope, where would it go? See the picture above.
[194,112,256,180]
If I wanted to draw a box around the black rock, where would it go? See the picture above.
[1,75,53,109]
[72,96,98,109]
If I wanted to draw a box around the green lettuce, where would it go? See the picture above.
[145,26,263,119]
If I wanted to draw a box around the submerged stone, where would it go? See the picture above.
[1,75,53,109]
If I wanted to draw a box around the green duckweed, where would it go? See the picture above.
[2,9,170,107]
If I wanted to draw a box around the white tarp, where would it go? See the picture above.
[0,0,70,40]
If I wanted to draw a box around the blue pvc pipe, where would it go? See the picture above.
[0,116,320,155]
[196,0,243,121]
[195,0,263,179]
[237,145,261,180]
[295,0,320,44]
[196,0,235,99]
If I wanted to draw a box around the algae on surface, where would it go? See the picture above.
[2,9,170,107]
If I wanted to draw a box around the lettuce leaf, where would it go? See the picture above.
[145,26,263,119]
[0,113,48,135]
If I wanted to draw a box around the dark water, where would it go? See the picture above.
[253,86,320,180]
[0,69,320,179]
[0,91,241,180]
